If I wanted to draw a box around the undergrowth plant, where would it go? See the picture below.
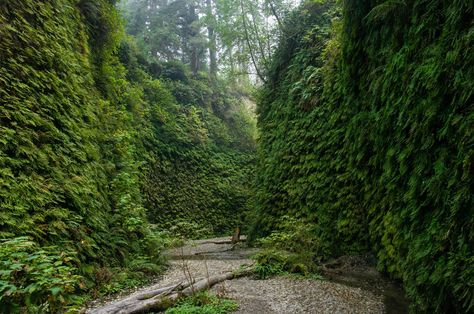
[0,237,83,313]
[165,292,238,314]
[253,216,321,279]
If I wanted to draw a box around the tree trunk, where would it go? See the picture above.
[239,0,266,83]
[207,0,218,81]
[231,226,241,244]
[188,3,200,75]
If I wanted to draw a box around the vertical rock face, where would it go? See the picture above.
[254,0,473,312]
[0,1,157,308]
[0,0,116,255]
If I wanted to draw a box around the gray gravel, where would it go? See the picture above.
[87,237,388,313]
[217,277,384,314]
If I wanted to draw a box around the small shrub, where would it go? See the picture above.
[253,250,287,279]
[166,292,238,314]
[145,227,184,250]
[127,255,164,275]
[95,257,164,296]
[95,268,148,295]
[253,216,321,279]
[258,215,319,255]
[93,267,113,287]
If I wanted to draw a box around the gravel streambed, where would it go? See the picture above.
[87,237,406,313]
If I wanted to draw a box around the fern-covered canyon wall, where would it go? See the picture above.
[0,0,148,262]
[137,65,257,236]
[254,0,473,313]
[0,0,256,310]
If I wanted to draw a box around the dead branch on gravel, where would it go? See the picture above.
[193,243,239,256]
[198,239,246,245]
[199,235,247,245]
[231,227,241,244]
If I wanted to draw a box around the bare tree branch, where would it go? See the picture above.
[240,0,267,83]
[267,0,284,31]
[250,5,270,66]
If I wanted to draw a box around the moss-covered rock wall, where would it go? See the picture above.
[254,1,473,312]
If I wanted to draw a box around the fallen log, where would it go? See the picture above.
[136,280,195,300]
[199,235,247,245]
[87,267,253,314]
[87,285,178,314]
[193,244,238,256]
[87,278,200,314]
[181,267,253,296]
[212,239,245,244]
[197,239,245,245]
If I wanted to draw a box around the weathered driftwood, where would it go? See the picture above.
[199,235,247,245]
[193,244,238,256]
[87,267,253,314]
[87,284,181,314]
[180,268,251,295]
[136,280,199,300]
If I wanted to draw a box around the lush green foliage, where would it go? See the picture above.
[117,38,257,236]
[0,0,164,310]
[165,292,238,314]
[0,238,82,313]
[0,0,256,310]
[253,215,320,279]
[254,0,473,312]
[118,0,298,87]
[144,148,255,236]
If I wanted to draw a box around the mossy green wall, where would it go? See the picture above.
[0,0,144,262]
[255,1,473,312]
